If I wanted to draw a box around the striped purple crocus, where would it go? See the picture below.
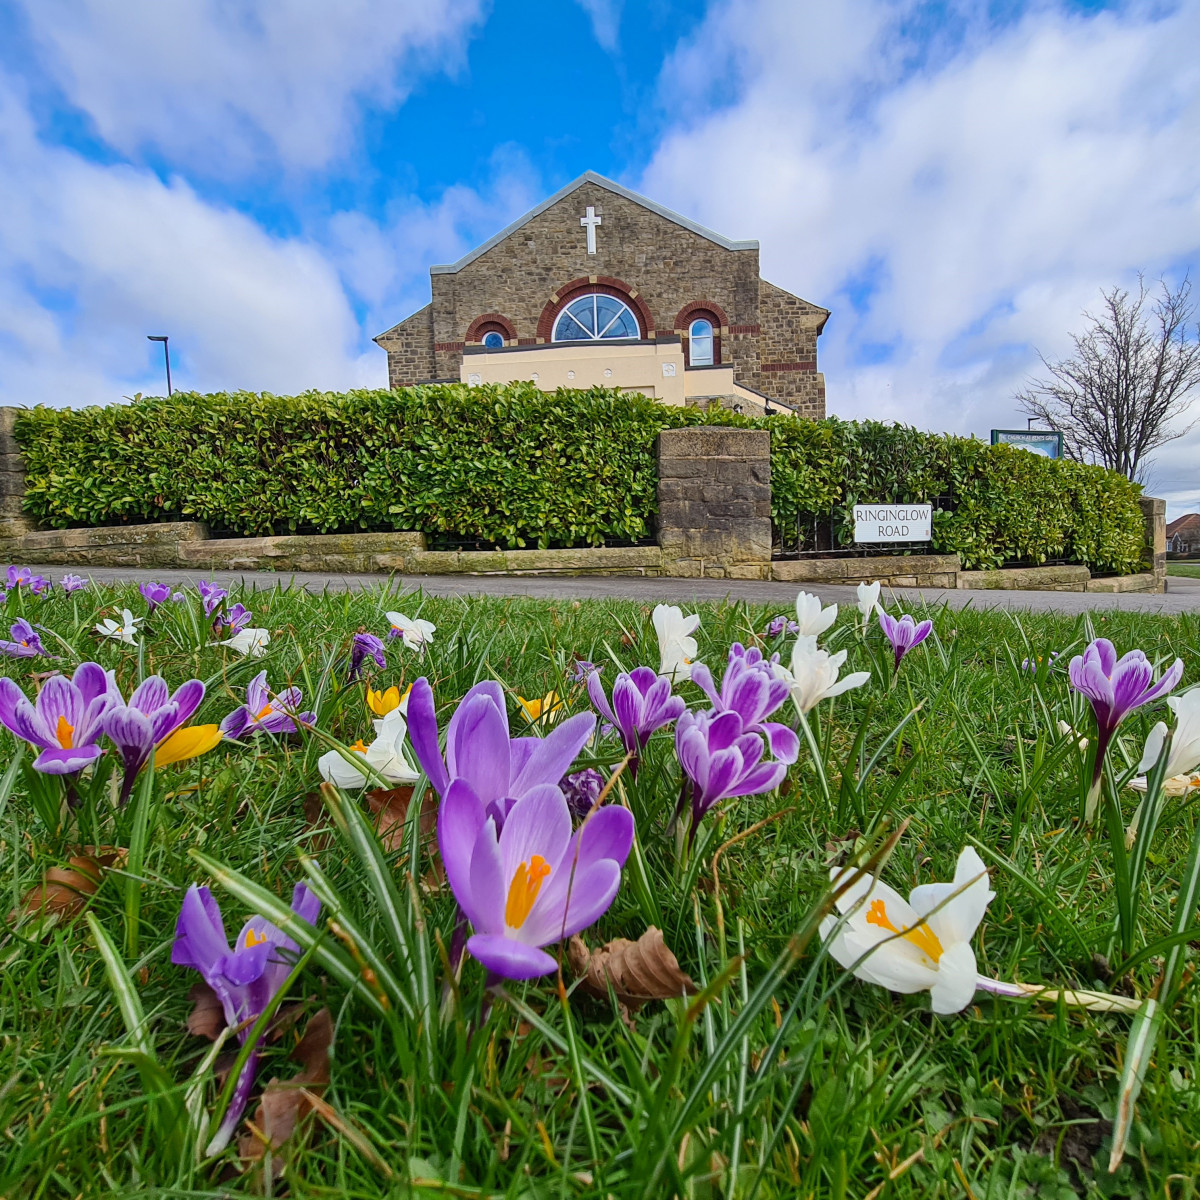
[690,643,799,764]
[348,632,386,681]
[1069,637,1184,820]
[0,663,114,773]
[674,709,788,837]
[878,611,933,672]
[197,580,228,617]
[219,671,314,738]
[172,882,320,1154]
[586,665,685,776]
[104,675,205,803]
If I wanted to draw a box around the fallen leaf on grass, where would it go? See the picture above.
[188,982,226,1040]
[238,1007,333,1176]
[10,847,126,927]
[568,927,697,1011]
[364,785,437,853]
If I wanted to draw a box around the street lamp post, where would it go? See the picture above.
[147,335,172,395]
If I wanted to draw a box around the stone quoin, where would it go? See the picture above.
[373,171,829,417]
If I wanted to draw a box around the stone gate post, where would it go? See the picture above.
[656,427,772,579]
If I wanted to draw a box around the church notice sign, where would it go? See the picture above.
[853,504,932,543]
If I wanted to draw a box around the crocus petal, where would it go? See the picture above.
[405,677,449,797]
[171,884,231,972]
[762,721,800,764]
[466,933,558,980]
[33,745,103,774]
[909,847,994,948]
[448,691,511,806]
[156,724,222,767]
[585,669,617,727]
[467,818,508,937]
[508,711,596,799]
[522,860,622,946]
[498,785,572,887]
[928,941,979,1014]
[438,778,489,927]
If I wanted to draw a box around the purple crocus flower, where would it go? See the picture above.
[219,671,314,738]
[764,616,800,639]
[690,643,800,764]
[0,619,47,659]
[60,574,87,594]
[0,662,114,773]
[6,566,49,595]
[172,882,320,1154]
[139,581,172,613]
[1069,637,1184,820]
[407,678,596,827]
[197,580,228,617]
[561,767,605,820]
[878,611,934,671]
[585,666,685,775]
[104,675,205,803]
[215,602,252,634]
[439,780,633,980]
[570,659,601,684]
[348,632,387,682]
[674,709,788,836]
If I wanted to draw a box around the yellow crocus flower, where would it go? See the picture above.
[155,724,223,768]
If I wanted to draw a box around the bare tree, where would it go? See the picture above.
[1017,275,1200,481]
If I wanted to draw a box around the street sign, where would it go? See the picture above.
[853,504,932,543]
[990,429,1064,458]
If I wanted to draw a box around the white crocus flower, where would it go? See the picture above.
[221,627,270,658]
[1131,688,1200,793]
[783,640,870,713]
[386,611,436,650]
[821,846,994,1014]
[95,609,141,646]
[653,603,700,682]
[857,581,882,622]
[318,709,420,790]
[794,591,837,641]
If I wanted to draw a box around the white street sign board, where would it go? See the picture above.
[853,504,931,543]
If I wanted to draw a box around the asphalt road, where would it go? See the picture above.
[14,563,1200,615]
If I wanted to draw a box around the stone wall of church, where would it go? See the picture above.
[376,303,437,388]
[751,281,827,417]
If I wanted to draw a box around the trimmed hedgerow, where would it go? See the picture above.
[12,386,1146,572]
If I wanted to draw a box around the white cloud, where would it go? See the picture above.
[0,73,374,406]
[574,0,624,51]
[642,0,1200,513]
[13,0,487,173]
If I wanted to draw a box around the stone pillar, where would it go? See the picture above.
[656,427,772,579]
[1140,495,1166,592]
[0,408,33,541]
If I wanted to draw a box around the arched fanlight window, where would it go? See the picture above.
[688,318,714,366]
[552,293,640,342]
[482,331,505,349]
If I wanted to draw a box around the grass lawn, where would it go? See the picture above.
[1167,562,1200,578]
[1,579,1199,1197]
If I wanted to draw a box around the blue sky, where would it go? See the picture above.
[1,0,1199,510]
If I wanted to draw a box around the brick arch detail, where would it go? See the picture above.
[674,300,730,333]
[537,276,655,342]
[465,312,517,344]
[675,301,727,366]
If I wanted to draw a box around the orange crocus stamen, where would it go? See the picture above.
[504,855,552,930]
[243,928,268,949]
[865,898,944,962]
[55,714,75,749]
[253,703,274,721]
[350,739,369,754]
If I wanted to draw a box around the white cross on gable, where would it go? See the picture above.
[580,205,602,255]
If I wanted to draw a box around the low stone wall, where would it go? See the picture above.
[958,565,1090,592]
[773,554,959,589]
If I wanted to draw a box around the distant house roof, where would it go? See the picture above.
[1167,513,1200,537]
[428,170,760,276]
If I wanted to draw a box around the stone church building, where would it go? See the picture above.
[374,171,828,416]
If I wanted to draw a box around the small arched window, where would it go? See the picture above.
[482,331,505,349]
[688,318,714,366]
[553,293,640,342]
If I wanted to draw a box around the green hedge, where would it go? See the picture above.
[13,386,1146,572]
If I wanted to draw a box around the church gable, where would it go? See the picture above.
[376,172,828,417]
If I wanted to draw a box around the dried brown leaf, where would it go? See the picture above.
[568,926,697,1011]
[238,1007,333,1172]
[364,785,436,854]
[10,846,126,925]
[187,982,225,1040]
